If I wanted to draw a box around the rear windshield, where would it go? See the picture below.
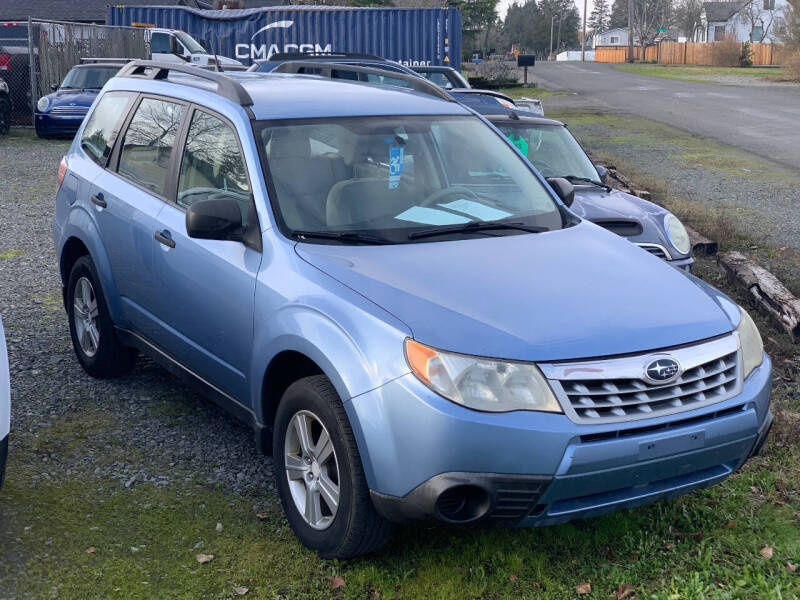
[60,67,120,90]
[255,115,565,243]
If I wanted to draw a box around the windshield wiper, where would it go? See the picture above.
[408,221,547,240]
[562,175,612,192]
[290,230,393,245]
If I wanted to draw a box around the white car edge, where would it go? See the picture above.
[0,314,9,489]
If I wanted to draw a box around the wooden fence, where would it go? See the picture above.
[595,42,779,66]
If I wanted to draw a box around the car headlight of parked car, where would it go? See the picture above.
[37,96,50,112]
[664,213,691,255]
[737,306,764,379]
[405,339,562,413]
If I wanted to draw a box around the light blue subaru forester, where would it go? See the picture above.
[52,61,772,558]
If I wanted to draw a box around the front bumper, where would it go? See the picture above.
[348,354,772,526]
[667,256,694,273]
[35,113,85,136]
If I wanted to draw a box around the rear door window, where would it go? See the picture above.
[117,98,186,197]
[80,92,136,166]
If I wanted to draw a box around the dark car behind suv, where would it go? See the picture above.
[0,22,35,123]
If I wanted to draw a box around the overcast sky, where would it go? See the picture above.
[497,0,594,22]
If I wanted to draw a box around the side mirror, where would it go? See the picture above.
[186,197,244,242]
[168,35,182,56]
[545,177,575,207]
[51,83,59,91]
[595,165,608,182]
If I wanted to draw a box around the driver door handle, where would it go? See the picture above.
[90,194,107,208]
[154,230,176,248]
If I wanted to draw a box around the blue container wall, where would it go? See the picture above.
[107,5,461,69]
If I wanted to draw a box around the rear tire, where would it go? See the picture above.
[67,256,136,378]
[273,375,392,558]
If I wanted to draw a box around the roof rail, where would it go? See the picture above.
[268,51,388,62]
[272,61,453,102]
[80,57,135,65]
[116,60,253,106]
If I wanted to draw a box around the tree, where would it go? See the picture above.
[608,0,629,28]
[739,0,780,42]
[501,0,579,56]
[589,0,610,33]
[460,0,500,56]
[631,0,671,57]
[673,0,703,40]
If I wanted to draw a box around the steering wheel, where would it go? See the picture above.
[531,161,558,177]
[419,186,481,208]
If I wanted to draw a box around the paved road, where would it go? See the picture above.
[532,62,800,170]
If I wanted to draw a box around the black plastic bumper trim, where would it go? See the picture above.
[370,472,552,525]
[749,411,773,458]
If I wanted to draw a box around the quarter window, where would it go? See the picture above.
[118,98,185,196]
[80,92,135,166]
[177,110,250,215]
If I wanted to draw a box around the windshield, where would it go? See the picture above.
[255,115,565,243]
[60,67,119,90]
[495,123,599,181]
[175,31,206,54]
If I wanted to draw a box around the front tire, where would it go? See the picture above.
[67,256,136,378]
[273,375,392,558]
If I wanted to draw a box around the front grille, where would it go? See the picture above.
[490,479,549,521]
[50,105,88,116]
[540,334,742,424]
[637,243,671,260]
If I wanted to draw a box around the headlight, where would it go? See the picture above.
[664,214,691,255]
[37,96,50,112]
[405,339,562,413]
[737,306,764,379]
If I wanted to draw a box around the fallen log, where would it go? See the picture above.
[685,225,718,256]
[717,251,800,343]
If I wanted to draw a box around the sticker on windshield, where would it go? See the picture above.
[395,206,470,225]
[439,199,512,221]
[507,133,529,157]
[388,144,404,189]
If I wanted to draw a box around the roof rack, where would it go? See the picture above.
[80,57,136,65]
[116,60,253,106]
[272,61,453,102]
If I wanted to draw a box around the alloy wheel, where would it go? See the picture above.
[73,276,100,358]
[284,410,340,530]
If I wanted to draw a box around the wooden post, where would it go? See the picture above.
[27,17,37,126]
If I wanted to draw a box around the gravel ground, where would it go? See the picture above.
[0,129,275,508]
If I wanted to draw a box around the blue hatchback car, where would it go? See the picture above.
[35,63,122,138]
[53,61,772,558]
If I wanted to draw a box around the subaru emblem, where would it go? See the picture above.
[645,358,681,383]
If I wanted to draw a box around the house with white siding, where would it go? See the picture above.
[594,27,632,47]
[700,0,789,43]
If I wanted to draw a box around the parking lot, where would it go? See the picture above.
[1,121,798,599]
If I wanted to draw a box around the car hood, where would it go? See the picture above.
[47,89,98,106]
[295,222,735,362]
[570,187,680,254]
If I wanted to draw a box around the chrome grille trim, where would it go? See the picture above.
[50,105,89,115]
[636,242,672,261]
[539,334,742,424]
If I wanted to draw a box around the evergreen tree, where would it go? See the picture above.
[589,0,610,33]
[608,0,629,29]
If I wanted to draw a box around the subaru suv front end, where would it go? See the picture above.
[52,61,771,558]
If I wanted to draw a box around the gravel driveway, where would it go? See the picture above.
[0,131,276,594]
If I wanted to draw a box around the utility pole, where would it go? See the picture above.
[581,0,587,61]
[549,15,555,60]
[627,0,635,62]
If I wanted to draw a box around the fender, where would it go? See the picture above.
[250,299,412,425]
[58,208,125,326]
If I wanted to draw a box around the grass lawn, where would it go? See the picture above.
[613,64,790,83]
[498,86,568,99]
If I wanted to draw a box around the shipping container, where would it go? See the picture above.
[107,5,462,69]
